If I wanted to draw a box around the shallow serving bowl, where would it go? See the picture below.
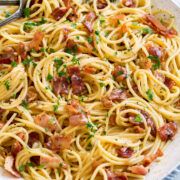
[0,0,180,179]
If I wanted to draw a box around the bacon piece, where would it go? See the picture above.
[40,156,63,168]
[69,113,88,126]
[164,77,176,90]
[34,112,58,132]
[67,8,78,22]
[122,0,135,7]
[0,47,17,64]
[11,133,24,157]
[29,31,44,51]
[143,148,163,166]
[65,39,78,53]
[112,65,127,82]
[109,114,116,126]
[67,66,86,95]
[129,165,148,175]
[106,169,128,180]
[51,7,68,21]
[158,122,177,141]
[134,126,145,133]
[53,77,69,95]
[97,0,108,9]
[109,14,125,26]
[46,134,71,152]
[28,132,40,147]
[141,110,156,137]
[63,28,69,41]
[16,42,27,60]
[102,89,129,108]
[154,71,165,82]
[143,14,177,38]
[4,156,20,177]
[27,86,38,102]
[62,0,71,8]
[83,65,97,74]
[0,122,4,129]
[66,100,84,115]
[117,147,134,158]
[83,12,97,33]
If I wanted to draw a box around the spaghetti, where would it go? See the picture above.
[0,0,179,179]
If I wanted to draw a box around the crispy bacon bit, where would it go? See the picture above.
[146,43,168,62]
[83,12,97,33]
[67,66,86,95]
[143,14,178,38]
[102,89,129,108]
[117,147,134,158]
[69,113,88,126]
[62,0,71,8]
[0,122,4,129]
[4,156,20,177]
[34,112,58,132]
[27,86,38,102]
[97,0,108,9]
[29,31,44,51]
[66,100,83,115]
[28,132,40,147]
[122,0,135,7]
[67,8,78,22]
[16,42,27,60]
[46,134,71,152]
[143,148,163,166]
[164,77,176,90]
[129,165,148,175]
[112,65,127,82]
[106,169,128,180]
[109,114,116,126]
[158,122,177,141]
[141,110,156,137]
[40,156,63,168]
[83,65,97,74]
[109,14,125,26]
[11,142,22,157]
[66,39,78,52]
[53,77,69,95]
[63,28,69,41]
[11,133,24,157]
[51,7,68,21]
[154,71,165,82]
[0,47,17,64]
[134,126,145,133]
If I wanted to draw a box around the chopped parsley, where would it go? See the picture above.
[71,23,77,28]
[99,82,105,87]
[11,61,17,67]
[134,114,142,122]
[58,71,66,77]
[86,121,97,133]
[117,71,124,75]
[5,11,11,18]
[40,47,47,53]
[71,56,80,65]
[95,30,100,36]
[23,8,30,18]
[4,80,10,90]
[54,57,63,69]
[22,57,33,66]
[142,28,153,34]
[148,55,161,70]
[21,100,29,109]
[46,74,53,81]
[146,89,153,101]
[53,104,59,112]
[23,17,47,31]
[87,37,93,44]
[19,165,25,172]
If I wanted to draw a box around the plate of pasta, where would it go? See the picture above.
[0,0,179,179]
